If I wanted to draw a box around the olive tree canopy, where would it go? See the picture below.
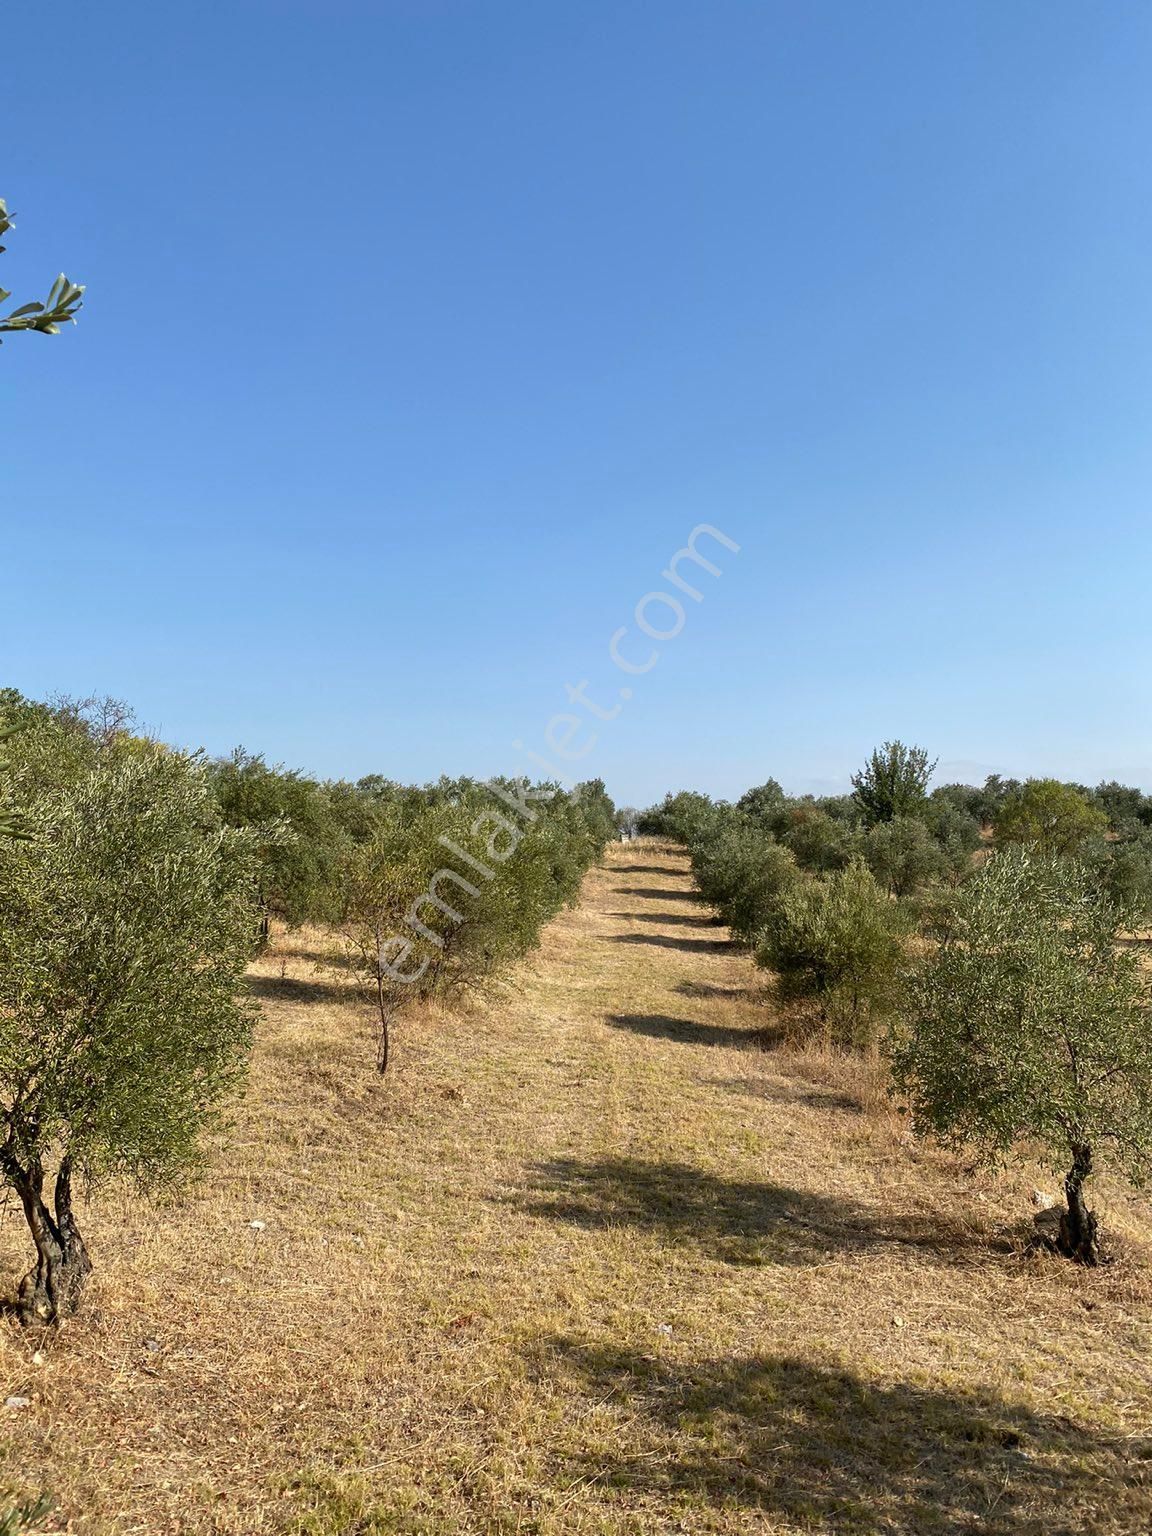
[890,849,1152,1264]
[0,722,262,1322]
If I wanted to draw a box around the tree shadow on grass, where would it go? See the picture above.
[612,863,677,875]
[605,1013,766,1050]
[269,941,348,965]
[513,1156,1000,1267]
[614,886,700,901]
[675,978,765,1003]
[608,932,731,954]
[608,911,719,927]
[714,1073,865,1114]
[247,973,358,1009]
[525,1338,1149,1534]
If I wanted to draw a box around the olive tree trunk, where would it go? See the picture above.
[10,1156,92,1324]
[374,974,391,1074]
[1060,1142,1101,1266]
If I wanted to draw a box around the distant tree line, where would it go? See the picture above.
[0,689,615,1322]
[641,744,1152,1265]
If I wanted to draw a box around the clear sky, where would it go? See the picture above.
[3,1,1150,805]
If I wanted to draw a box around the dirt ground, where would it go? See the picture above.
[1,840,1150,1534]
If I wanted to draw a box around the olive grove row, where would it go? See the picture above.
[642,744,1152,1266]
[0,691,616,1324]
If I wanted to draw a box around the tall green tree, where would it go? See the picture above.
[890,850,1152,1264]
[851,741,936,825]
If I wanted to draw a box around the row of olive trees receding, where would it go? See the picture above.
[331,773,615,1070]
[645,755,1152,920]
[207,746,616,1070]
[641,744,1152,1265]
[0,691,616,1323]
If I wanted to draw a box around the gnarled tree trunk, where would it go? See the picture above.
[11,1156,92,1324]
[1060,1142,1101,1266]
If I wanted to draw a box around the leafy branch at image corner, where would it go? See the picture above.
[0,199,83,341]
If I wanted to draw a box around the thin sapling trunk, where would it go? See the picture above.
[375,972,391,1074]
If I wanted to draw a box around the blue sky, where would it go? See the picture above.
[3,1,1150,804]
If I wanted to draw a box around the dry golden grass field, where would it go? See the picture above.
[1,840,1151,1534]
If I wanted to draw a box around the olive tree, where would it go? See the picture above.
[639,790,715,841]
[863,815,949,898]
[614,805,640,838]
[0,724,28,841]
[690,817,798,945]
[1104,829,1152,921]
[1094,781,1152,836]
[782,807,862,873]
[994,779,1108,858]
[890,850,1152,1264]
[920,796,983,873]
[336,779,613,1072]
[209,750,347,935]
[0,727,262,1321]
[336,812,439,1073]
[735,779,788,829]
[757,860,909,1047]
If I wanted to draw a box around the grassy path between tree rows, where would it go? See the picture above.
[1,840,1151,1533]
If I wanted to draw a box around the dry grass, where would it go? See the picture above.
[0,841,1151,1533]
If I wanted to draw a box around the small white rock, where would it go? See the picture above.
[31,1351,45,1368]
[657,1323,673,1336]
[1031,1189,1057,1211]
[5,1396,30,1409]
[892,1316,905,1329]
[248,1220,266,1232]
